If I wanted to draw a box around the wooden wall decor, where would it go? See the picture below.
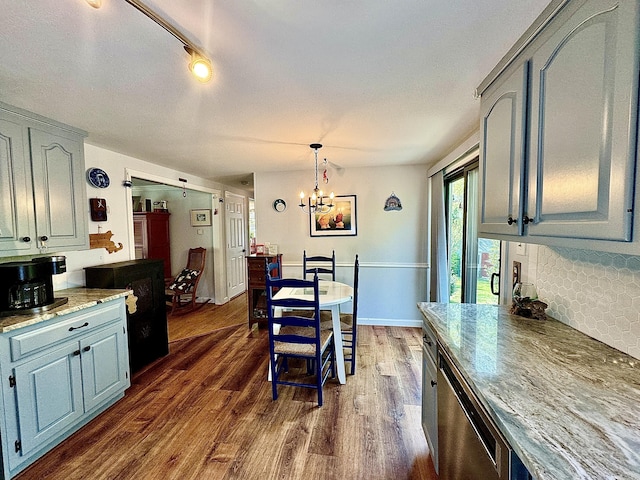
[89,230,124,253]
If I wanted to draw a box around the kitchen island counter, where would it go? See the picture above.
[0,287,131,333]
[418,302,640,480]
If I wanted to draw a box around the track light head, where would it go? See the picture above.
[185,47,213,83]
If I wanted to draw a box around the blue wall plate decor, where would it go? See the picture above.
[86,167,110,188]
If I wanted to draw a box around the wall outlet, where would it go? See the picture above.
[513,261,521,288]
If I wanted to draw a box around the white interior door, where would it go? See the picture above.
[225,192,247,299]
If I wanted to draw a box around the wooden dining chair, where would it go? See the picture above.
[266,273,335,406]
[165,247,209,315]
[303,250,336,280]
[320,254,359,375]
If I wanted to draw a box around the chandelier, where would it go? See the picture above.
[299,143,335,214]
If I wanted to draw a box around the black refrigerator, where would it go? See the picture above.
[85,259,169,373]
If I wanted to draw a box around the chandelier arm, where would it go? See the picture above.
[300,143,335,214]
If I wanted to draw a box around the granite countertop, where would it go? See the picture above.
[418,302,640,480]
[0,287,131,333]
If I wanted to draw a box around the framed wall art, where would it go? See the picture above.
[309,194,357,237]
[190,209,212,226]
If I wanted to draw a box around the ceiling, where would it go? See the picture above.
[1,0,550,188]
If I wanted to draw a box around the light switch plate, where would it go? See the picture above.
[513,261,521,288]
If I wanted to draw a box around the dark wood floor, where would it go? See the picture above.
[15,297,437,480]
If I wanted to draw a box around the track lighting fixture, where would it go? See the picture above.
[87,0,214,83]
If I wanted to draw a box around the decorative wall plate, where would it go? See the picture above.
[384,192,402,211]
[273,198,287,212]
[86,168,110,188]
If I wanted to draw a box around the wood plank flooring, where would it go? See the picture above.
[167,293,249,342]
[15,298,437,480]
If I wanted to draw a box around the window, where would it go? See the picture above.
[445,159,501,304]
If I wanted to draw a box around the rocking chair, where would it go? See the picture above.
[165,247,209,315]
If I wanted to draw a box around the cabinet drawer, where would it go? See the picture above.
[9,302,121,362]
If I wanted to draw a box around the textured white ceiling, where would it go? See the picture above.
[0,0,550,185]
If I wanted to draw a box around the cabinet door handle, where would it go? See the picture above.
[69,322,89,331]
[430,380,437,387]
[523,215,532,224]
[422,334,432,347]
[22,236,31,242]
[507,216,517,225]
[73,349,81,356]
[40,235,48,241]
[83,346,91,352]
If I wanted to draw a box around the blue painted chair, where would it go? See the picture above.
[320,254,359,375]
[266,273,335,406]
[303,250,336,280]
[341,255,359,374]
[267,257,281,280]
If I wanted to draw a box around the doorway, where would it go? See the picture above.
[127,174,220,303]
[445,159,501,304]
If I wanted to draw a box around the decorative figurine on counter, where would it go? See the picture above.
[510,282,547,320]
[509,298,548,320]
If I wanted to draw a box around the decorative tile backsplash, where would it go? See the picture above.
[536,246,640,360]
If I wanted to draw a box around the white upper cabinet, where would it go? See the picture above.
[528,0,637,241]
[479,63,528,236]
[30,126,88,251]
[0,114,35,253]
[478,0,640,254]
[0,103,88,256]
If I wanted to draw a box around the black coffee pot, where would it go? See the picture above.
[0,256,66,313]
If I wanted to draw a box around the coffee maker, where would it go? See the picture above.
[0,256,69,316]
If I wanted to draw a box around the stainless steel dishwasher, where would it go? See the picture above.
[437,348,510,479]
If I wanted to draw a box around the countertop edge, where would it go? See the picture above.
[0,288,132,333]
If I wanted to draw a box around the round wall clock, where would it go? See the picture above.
[273,198,287,212]
[86,168,110,188]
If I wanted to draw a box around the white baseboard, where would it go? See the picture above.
[359,317,422,328]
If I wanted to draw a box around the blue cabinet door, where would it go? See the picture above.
[0,112,35,253]
[81,323,129,412]
[527,0,639,241]
[479,62,529,237]
[13,342,83,459]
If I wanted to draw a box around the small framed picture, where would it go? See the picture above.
[190,209,212,226]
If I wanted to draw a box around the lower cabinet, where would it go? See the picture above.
[421,322,438,473]
[0,298,130,479]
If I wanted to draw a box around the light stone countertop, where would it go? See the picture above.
[0,288,131,333]
[418,302,640,480]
